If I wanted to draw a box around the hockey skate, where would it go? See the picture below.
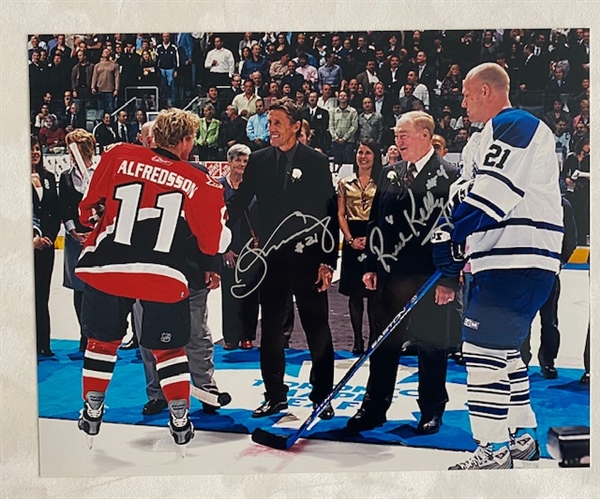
[449,442,513,470]
[510,431,540,461]
[168,399,195,457]
[78,391,105,449]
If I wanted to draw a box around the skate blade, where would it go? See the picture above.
[85,435,95,450]
[174,444,187,458]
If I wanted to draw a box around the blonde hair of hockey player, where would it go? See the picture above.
[153,108,200,149]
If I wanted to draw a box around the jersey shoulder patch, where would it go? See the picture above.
[491,108,539,149]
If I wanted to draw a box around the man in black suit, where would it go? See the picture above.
[412,51,437,93]
[378,54,405,97]
[519,44,547,92]
[113,109,131,143]
[226,97,339,419]
[346,110,460,434]
[302,91,331,152]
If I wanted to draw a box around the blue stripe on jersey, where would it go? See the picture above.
[492,108,539,149]
[478,169,525,197]
[452,203,498,244]
[467,192,506,219]
[470,217,564,235]
[470,247,562,261]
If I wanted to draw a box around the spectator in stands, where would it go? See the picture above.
[29,50,47,112]
[317,83,338,113]
[354,34,375,73]
[249,71,270,98]
[232,79,259,118]
[440,64,463,96]
[570,120,588,152]
[118,39,141,104]
[274,32,290,55]
[241,43,270,82]
[91,47,120,113]
[62,102,85,133]
[220,105,248,154]
[383,144,400,166]
[545,65,572,99]
[431,134,448,158]
[269,51,290,84]
[398,82,419,113]
[372,82,393,120]
[554,116,571,161]
[412,50,437,93]
[155,33,179,106]
[31,135,61,357]
[33,103,53,132]
[194,103,221,160]
[58,91,74,120]
[71,50,94,105]
[28,35,47,60]
[337,138,381,354]
[246,98,270,150]
[434,112,456,150]
[238,46,252,75]
[220,74,244,109]
[93,111,117,149]
[129,109,146,145]
[295,90,307,111]
[519,44,547,91]
[399,71,430,109]
[302,90,331,153]
[572,98,589,129]
[317,52,343,92]
[113,109,131,143]
[46,52,71,101]
[356,59,380,96]
[60,129,97,352]
[449,127,469,153]
[480,30,500,63]
[238,32,258,59]
[204,35,235,87]
[38,115,66,149]
[296,53,318,85]
[570,77,590,114]
[379,54,403,97]
[357,96,383,146]
[330,89,359,170]
[562,137,590,246]
[280,59,304,95]
[543,98,571,132]
[264,81,280,109]
[280,82,292,99]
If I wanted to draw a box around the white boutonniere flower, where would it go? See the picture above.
[290,168,303,182]
[386,170,399,186]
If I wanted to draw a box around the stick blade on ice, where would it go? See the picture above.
[251,428,295,450]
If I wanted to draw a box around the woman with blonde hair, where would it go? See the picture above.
[59,128,97,351]
[440,63,463,96]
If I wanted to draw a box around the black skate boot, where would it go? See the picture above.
[78,391,105,448]
[168,399,195,450]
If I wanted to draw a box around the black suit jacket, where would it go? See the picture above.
[378,67,404,96]
[302,106,331,152]
[226,142,339,270]
[33,169,61,241]
[365,153,459,289]
[113,122,131,143]
[412,63,437,92]
[519,55,547,91]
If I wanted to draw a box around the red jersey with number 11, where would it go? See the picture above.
[75,143,231,303]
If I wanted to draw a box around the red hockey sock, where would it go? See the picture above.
[152,348,190,406]
[82,338,121,400]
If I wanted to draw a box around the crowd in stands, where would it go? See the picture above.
[29,28,590,245]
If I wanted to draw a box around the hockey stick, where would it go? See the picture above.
[189,384,231,408]
[251,270,442,450]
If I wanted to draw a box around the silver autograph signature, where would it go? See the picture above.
[369,166,455,273]
[231,211,336,298]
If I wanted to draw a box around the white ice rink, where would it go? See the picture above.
[37,250,591,479]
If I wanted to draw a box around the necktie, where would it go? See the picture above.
[277,151,288,191]
[121,125,127,141]
[404,163,417,188]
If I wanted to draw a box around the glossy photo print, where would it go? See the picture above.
[27,28,590,479]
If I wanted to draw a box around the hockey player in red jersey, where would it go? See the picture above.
[75,108,231,449]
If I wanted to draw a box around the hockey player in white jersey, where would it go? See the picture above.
[432,63,563,470]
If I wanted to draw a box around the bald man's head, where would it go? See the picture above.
[465,62,510,94]
[461,62,512,124]
[140,121,156,148]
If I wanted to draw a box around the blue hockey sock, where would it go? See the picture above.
[514,427,537,439]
